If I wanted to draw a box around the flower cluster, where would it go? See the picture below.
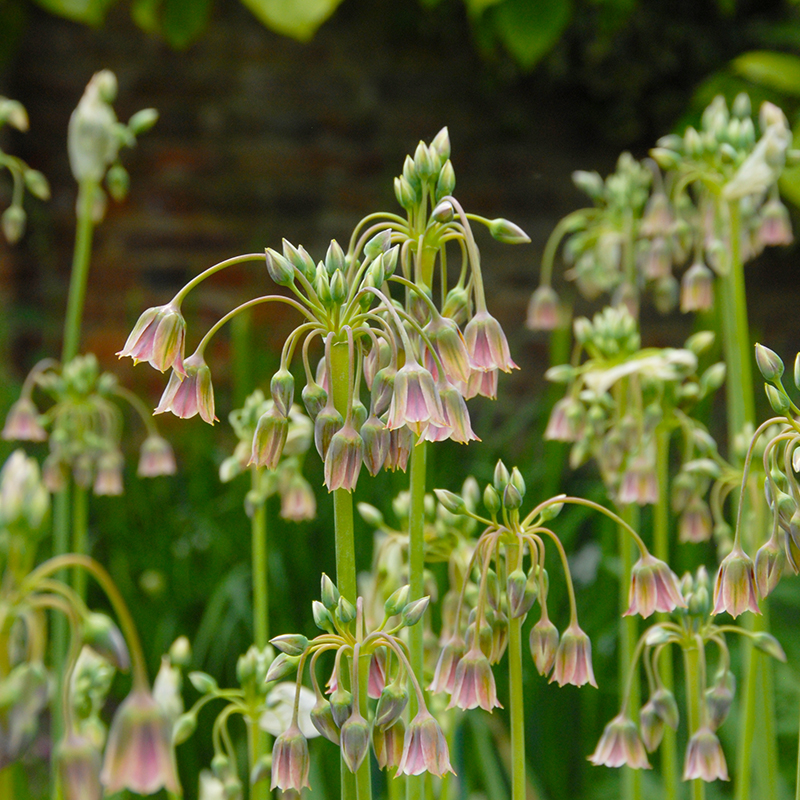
[219,389,316,522]
[265,575,452,789]
[589,567,785,782]
[0,96,50,244]
[528,93,796,328]
[120,129,528,492]
[3,354,176,495]
[430,461,685,706]
[543,305,727,511]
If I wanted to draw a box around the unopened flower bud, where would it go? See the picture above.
[329,686,353,729]
[312,601,335,633]
[364,229,392,260]
[270,369,295,416]
[270,723,310,791]
[755,536,785,598]
[172,712,197,745]
[402,596,430,627]
[526,284,561,331]
[301,380,327,420]
[431,200,454,222]
[325,240,346,275]
[705,670,735,729]
[374,680,409,729]
[314,404,344,461]
[264,654,300,684]
[434,489,466,515]
[751,631,787,662]
[394,175,416,210]
[503,483,523,510]
[414,141,435,178]
[756,343,785,382]
[341,711,371,773]
[83,612,130,671]
[250,407,288,469]
[320,573,340,609]
[337,596,357,625]
[488,218,530,244]
[373,718,405,769]
[384,585,410,616]
[483,484,500,514]
[310,696,339,744]
[330,269,347,304]
[270,634,309,657]
[57,731,102,800]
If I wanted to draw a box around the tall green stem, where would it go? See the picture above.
[70,484,88,601]
[251,471,269,649]
[619,503,641,800]
[62,180,96,363]
[407,439,427,800]
[506,544,525,800]
[683,642,706,800]
[329,339,361,800]
[654,425,679,800]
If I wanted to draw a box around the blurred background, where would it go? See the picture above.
[2,0,800,797]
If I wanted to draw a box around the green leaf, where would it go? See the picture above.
[492,0,571,71]
[238,0,343,41]
[163,0,212,47]
[31,0,116,26]
[732,50,800,97]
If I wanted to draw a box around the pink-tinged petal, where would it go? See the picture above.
[712,546,761,618]
[464,310,518,373]
[588,714,651,770]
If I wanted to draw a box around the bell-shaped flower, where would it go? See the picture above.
[270,722,310,791]
[373,718,405,770]
[758,197,793,246]
[464,310,517,373]
[679,498,713,543]
[446,643,501,712]
[712,545,760,617]
[118,302,186,375]
[617,455,658,506]
[624,553,686,618]
[429,634,465,695]
[250,406,288,469]
[279,474,317,522]
[397,709,454,778]
[682,726,729,782]
[99,687,181,796]
[93,449,124,497]
[314,403,344,461]
[463,366,498,400]
[550,622,596,688]
[384,426,414,472]
[526,285,561,331]
[137,435,177,477]
[361,414,389,476]
[529,617,559,676]
[437,381,478,444]
[680,262,714,313]
[755,535,785,598]
[2,397,47,442]
[387,359,446,435]
[423,315,472,385]
[544,396,583,442]
[57,731,102,800]
[324,421,363,492]
[588,714,651,769]
[155,352,216,424]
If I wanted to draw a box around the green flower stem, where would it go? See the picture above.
[683,641,706,800]
[247,716,268,800]
[62,180,96,362]
[407,437,427,800]
[619,503,641,800]
[251,471,269,649]
[329,338,359,800]
[654,425,678,800]
[357,649,373,800]
[70,483,88,601]
[506,543,525,800]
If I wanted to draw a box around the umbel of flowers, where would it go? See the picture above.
[0,450,180,797]
[527,92,796,330]
[264,574,451,790]
[589,566,786,783]
[118,127,527,492]
[431,461,686,800]
[3,354,176,496]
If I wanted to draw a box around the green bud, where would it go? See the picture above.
[544,364,575,383]
[357,502,384,528]
[493,460,510,492]
[189,671,218,694]
[571,170,604,200]
[330,685,353,728]
[24,169,51,201]
[313,600,336,633]
[685,330,715,355]
[173,711,197,745]
[510,466,526,497]
[394,175,416,210]
[751,632,787,662]
[325,239,346,275]
[374,680,409,729]
[384,585,410,616]
[265,248,295,287]
[795,353,800,392]
[483,483,501,515]
[430,126,451,161]
[435,159,455,201]
[502,483,523,510]
[765,384,791,415]
[82,612,130,671]
[263,653,300,683]
[434,488,466,515]
[236,648,257,684]
[337,596,357,625]
[649,147,680,170]
[488,218,530,244]
[413,141,434,178]
[430,199,454,222]
[755,344,784,382]
[106,163,129,202]
[539,500,564,522]
[301,380,327,420]
[2,206,26,243]
[250,755,271,786]
[0,98,28,131]
[364,229,391,260]
[169,636,192,667]
[270,634,309,657]
[314,263,332,306]
[383,245,399,278]
[700,363,726,395]
[506,569,528,619]
[211,753,231,779]
[330,269,347,304]
[401,596,429,627]
[321,573,340,610]
[128,107,159,135]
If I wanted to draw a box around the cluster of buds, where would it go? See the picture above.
[543,305,726,508]
[3,354,176,496]
[219,389,316,522]
[0,96,50,243]
[175,644,318,799]
[528,93,796,328]
[431,461,686,705]
[590,567,785,781]
[67,69,158,219]
[119,128,528,492]
[0,451,179,796]
[266,574,452,790]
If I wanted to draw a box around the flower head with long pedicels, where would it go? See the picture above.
[588,713,651,770]
[625,552,686,618]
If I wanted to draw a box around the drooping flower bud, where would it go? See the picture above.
[329,686,354,729]
[373,718,405,770]
[361,414,389,476]
[265,248,295,287]
[340,711,371,773]
[301,380,327,420]
[270,368,295,417]
[526,285,561,331]
[705,670,735,730]
[314,404,344,461]
[250,407,289,469]
[488,218,530,245]
[324,422,363,492]
[82,612,130,671]
[137,435,177,477]
[374,679,409,730]
[310,696,339,744]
